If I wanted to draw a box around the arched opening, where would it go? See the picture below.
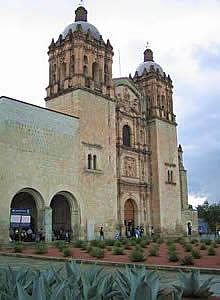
[92,62,99,83]
[10,191,39,234]
[124,199,137,237]
[123,125,131,147]
[50,194,71,239]
[84,55,88,64]
[83,65,88,76]
[88,154,92,169]
[71,55,75,76]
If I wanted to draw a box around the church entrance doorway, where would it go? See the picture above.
[11,191,38,233]
[50,193,71,240]
[124,199,137,236]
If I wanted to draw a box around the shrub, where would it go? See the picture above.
[123,242,131,249]
[55,240,66,251]
[212,241,218,248]
[168,251,179,262]
[200,243,207,250]
[216,238,220,244]
[130,240,137,246]
[129,249,146,262]
[191,249,201,259]
[203,239,212,246]
[166,238,175,246]
[184,243,192,252]
[191,238,199,244]
[96,241,106,249]
[112,247,124,255]
[181,255,194,266]
[157,238,164,244]
[14,243,24,253]
[80,242,88,250]
[73,240,84,248]
[90,247,104,258]
[87,246,93,253]
[114,240,122,247]
[140,240,148,248]
[135,238,142,244]
[168,244,176,253]
[175,237,185,244]
[90,240,99,247]
[106,246,112,251]
[135,245,144,252]
[149,247,159,256]
[208,247,216,256]
[105,239,115,246]
[152,235,159,243]
[34,242,48,254]
[63,247,72,257]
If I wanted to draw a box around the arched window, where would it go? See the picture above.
[61,63,66,79]
[92,62,99,82]
[171,171,173,183]
[83,65,88,76]
[168,170,170,183]
[71,55,75,75]
[123,125,131,147]
[88,154,92,169]
[93,155,97,170]
[84,55,88,64]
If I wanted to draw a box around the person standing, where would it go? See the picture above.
[99,226,104,240]
[151,226,154,237]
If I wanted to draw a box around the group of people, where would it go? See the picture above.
[125,225,145,238]
[99,225,147,240]
[53,229,72,242]
[9,227,45,242]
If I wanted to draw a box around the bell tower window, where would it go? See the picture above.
[123,125,131,147]
[88,154,92,169]
[93,155,97,170]
[71,55,75,76]
[92,62,99,83]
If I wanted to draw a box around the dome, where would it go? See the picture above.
[135,48,164,77]
[62,6,101,41]
[62,21,101,40]
[136,61,163,76]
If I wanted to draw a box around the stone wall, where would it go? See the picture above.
[0,97,80,244]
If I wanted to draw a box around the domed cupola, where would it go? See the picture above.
[135,48,163,77]
[46,4,114,101]
[62,6,102,40]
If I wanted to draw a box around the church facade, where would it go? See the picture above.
[0,5,197,243]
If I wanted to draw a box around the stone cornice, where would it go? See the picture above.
[45,86,115,103]
[81,141,103,149]
[118,179,149,188]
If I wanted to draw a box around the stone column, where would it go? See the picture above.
[44,207,52,242]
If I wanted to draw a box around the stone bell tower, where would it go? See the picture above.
[133,48,183,234]
[134,48,175,123]
[45,5,114,106]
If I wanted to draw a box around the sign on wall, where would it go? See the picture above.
[10,208,31,228]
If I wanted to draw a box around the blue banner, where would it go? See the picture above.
[10,208,32,228]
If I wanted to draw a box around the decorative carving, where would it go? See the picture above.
[124,156,137,177]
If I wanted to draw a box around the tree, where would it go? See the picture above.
[197,201,220,234]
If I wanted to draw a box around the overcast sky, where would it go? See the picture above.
[1,0,220,207]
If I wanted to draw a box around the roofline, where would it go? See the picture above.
[0,96,79,120]
[113,77,142,98]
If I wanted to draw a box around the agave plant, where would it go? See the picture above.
[114,266,181,300]
[0,265,36,299]
[174,269,218,298]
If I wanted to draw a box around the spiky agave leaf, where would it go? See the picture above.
[176,269,216,297]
